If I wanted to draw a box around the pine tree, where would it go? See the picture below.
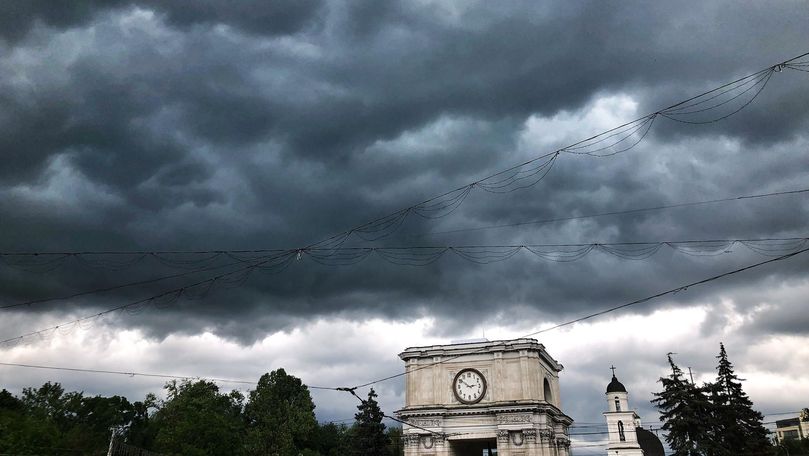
[652,355,713,456]
[712,343,772,456]
[351,389,389,456]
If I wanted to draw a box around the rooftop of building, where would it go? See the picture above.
[607,374,627,393]
[399,338,563,371]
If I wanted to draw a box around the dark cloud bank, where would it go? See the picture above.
[1,0,809,344]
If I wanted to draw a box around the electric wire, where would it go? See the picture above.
[0,183,802,311]
[0,223,809,266]
[345,246,809,390]
[409,186,809,239]
[0,251,300,347]
[3,53,806,262]
[2,51,807,351]
[3,236,806,316]
[0,361,340,390]
[0,254,283,310]
[301,236,809,267]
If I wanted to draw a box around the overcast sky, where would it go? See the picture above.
[1,0,808,449]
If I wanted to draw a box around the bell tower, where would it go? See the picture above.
[603,367,643,456]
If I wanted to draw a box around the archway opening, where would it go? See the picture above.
[449,437,497,455]
[543,378,553,404]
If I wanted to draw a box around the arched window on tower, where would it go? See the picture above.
[614,397,621,411]
[543,378,554,405]
[618,421,626,442]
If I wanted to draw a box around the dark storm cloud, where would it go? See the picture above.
[1,0,809,343]
[0,0,323,43]
[0,1,121,43]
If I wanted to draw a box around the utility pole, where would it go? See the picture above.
[687,367,695,384]
[106,427,117,456]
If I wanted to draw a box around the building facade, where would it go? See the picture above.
[395,338,573,456]
[775,409,809,443]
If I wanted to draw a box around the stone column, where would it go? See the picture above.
[537,429,554,456]
[494,351,503,400]
[520,350,530,399]
[403,434,420,456]
[496,429,511,456]
[522,429,539,455]
[555,437,570,456]
[431,356,442,405]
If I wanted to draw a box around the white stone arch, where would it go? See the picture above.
[543,377,554,405]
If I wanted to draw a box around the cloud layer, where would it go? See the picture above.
[1,0,808,433]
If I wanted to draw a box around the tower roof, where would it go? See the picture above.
[606,374,627,393]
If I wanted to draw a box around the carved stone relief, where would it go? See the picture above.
[410,419,441,427]
[497,414,532,424]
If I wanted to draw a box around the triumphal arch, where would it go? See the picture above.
[396,338,573,456]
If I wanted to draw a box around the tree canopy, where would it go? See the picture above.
[151,380,246,456]
[653,344,775,456]
[0,368,338,456]
[244,368,318,455]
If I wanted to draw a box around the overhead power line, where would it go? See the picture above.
[298,236,809,266]
[2,51,806,347]
[0,254,282,310]
[2,235,807,277]
[0,361,340,390]
[1,235,805,332]
[2,185,806,311]
[0,250,301,346]
[1,53,805,258]
[408,187,809,239]
[344,246,809,390]
[2,183,807,258]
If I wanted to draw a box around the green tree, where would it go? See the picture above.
[61,393,137,451]
[0,382,137,455]
[351,389,389,456]
[386,426,404,456]
[652,355,712,456]
[314,422,352,456]
[0,390,21,411]
[152,380,245,456]
[126,393,159,449]
[243,368,318,456]
[712,343,772,456]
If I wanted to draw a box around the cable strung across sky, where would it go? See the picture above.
[2,186,806,261]
[300,50,808,251]
[4,53,806,259]
[301,236,809,267]
[2,51,807,349]
[409,187,809,239]
[345,246,809,390]
[2,236,806,311]
[1,184,804,313]
[339,240,809,442]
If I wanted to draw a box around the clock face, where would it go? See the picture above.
[453,368,487,404]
